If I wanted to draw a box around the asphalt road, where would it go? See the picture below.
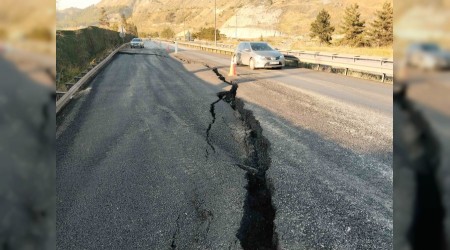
[166,41,393,249]
[58,41,393,249]
[406,71,450,244]
[163,41,392,116]
[56,42,259,249]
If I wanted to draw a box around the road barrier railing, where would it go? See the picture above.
[156,39,393,82]
[281,50,393,82]
[56,43,127,114]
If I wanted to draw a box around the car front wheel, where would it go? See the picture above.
[233,55,240,66]
[249,58,255,70]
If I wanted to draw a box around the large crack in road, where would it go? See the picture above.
[206,71,278,249]
[172,44,393,248]
[233,98,277,250]
[205,99,220,158]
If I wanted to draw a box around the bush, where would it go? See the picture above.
[160,28,175,39]
[56,26,133,90]
[26,28,53,41]
[192,27,221,41]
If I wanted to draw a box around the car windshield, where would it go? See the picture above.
[250,43,273,51]
[132,38,142,42]
[421,44,440,52]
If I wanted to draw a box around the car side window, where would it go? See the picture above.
[237,43,244,51]
[244,43,251,51]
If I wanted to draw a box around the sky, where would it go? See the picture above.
[57,0,101,10]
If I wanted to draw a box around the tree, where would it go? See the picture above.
[99,7,109,27]
[192,27,221,41]
[310,9,335,45]
[367,2,393,47]
[161,27,175,39]
[340,4,366,47]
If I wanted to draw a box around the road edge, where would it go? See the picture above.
[56,43,128,115]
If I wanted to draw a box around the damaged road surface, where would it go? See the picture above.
[171,41,393,249]
[57,42,275,249]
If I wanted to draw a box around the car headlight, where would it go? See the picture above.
[279,54,284,59]
[256,55,266,60]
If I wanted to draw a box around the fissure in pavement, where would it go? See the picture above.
[394,86,444,249]
[212,67,231,84]
[170,214,181,249]
[233,98,277,250]
[205,70,277,249]
[205,99,220,158]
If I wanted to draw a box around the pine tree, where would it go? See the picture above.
[340,4,366,47]
[368,2,393,47]
[99,7,109,28]
[310,9,335,45]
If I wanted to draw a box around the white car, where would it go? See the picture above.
[233,42,285,70]
[130,38,144,48]
[406,43,450,70]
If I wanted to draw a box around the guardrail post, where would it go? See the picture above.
[345,68,348,76]
[381,73,386,83]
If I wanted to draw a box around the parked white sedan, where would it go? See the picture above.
[233,42,285,70]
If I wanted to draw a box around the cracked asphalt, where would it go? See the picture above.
[170,42,393,249]
[57,42,252,249]
[57,40,393,249]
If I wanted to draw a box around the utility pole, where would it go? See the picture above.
[214,0,217,46]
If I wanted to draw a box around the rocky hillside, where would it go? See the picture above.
[57,0,389,39]
[1,0,55,39]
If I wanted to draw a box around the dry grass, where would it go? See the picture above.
[222,36,393,58]
[290,45,392,58]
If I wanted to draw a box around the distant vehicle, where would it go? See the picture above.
[406,43,450,70]
[233,42,285,70]
[130,38,144,48]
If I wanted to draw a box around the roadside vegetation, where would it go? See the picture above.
[305,2,392,57]
[56,0,392,58]
[56,26,133,91]
[192,27,223,41]
[150,3,392,58]
[160,27,175,39]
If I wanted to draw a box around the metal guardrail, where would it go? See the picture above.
[56,44,127,114]
[177,41,235,55]
[282,50,393,82]
[158,39,393,82]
